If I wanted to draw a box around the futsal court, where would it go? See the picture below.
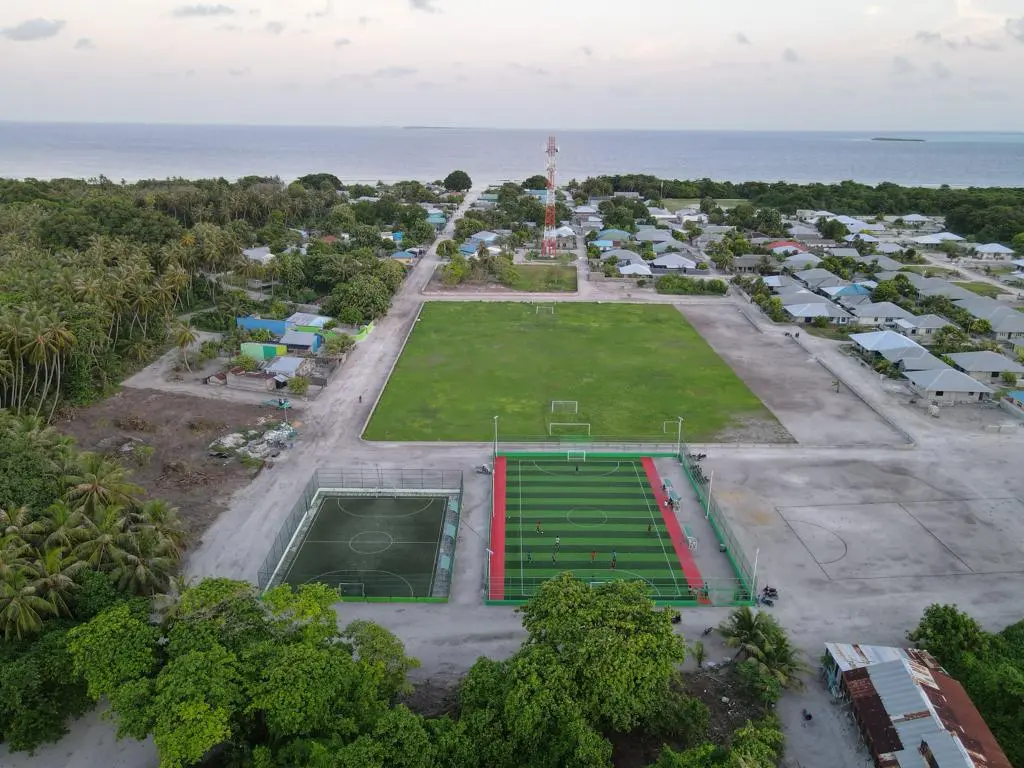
[280,494,449,598]
[490,454,704,602]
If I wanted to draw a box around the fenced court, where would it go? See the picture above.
[258,469,463,601]
[487,451,755,606]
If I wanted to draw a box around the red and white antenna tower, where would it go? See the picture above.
[541,135,558,258]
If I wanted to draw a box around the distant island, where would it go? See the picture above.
[872,137,926,142]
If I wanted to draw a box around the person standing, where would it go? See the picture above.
[610,557,617,570]
[647,522,653,535]
[552,551,557,565]
[535,520,543,534]
[554,536,560,551]
[526,551,532,563]
[590,550,597,563]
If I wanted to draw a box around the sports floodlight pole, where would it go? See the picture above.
[493,415,499,459]
[676,416,684,456]
[751,547,760,598]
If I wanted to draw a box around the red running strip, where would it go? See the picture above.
[489,457,507,600]
[641,457,706,599]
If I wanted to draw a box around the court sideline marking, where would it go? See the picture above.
[429,497,446,596]
[632,460,680,593]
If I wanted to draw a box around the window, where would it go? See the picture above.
[935,391,944,396]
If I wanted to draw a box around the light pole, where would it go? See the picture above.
[676,416,684,456]
[493,415,499,459]
[751,547,760,599]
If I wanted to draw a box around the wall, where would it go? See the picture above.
[236,317,288,336]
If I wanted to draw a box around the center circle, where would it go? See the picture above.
[349,530,394,554]
[567,507,608,528]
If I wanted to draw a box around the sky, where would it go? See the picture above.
[1,0,1023,130]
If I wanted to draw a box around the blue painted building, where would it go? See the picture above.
[236,316,289,336]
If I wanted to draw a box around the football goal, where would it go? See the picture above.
[567,450,587,463]
[338,582,366,597]
[535,304,555,315]
[551,400,579,415]
[549,422,591,437]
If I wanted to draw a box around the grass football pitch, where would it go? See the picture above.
[363,302,775,442]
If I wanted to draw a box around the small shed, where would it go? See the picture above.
[279,330,321,353]
[266,356,312,379]
[240,342,286,361]
[286,312,330,329]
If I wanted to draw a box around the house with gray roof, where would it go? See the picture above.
[947,351,1024,386]
[828,247,861,259]
[783,301,852,325]
[601,248,642,264]
[918,282,977,302]
[776,288,832,306]
[242,246,275,265]
[794,267,842,289]
[880,346,950,372]
[904,368,993,405]
[849,301,915,327]
[892,314,952,343]
[763,274,797,290]
[783,252,822,269]
[850,330,922,356]
[652,253,696,270]
[732,254,770,274]
[634,228,675,243]
[857,254,903,272]
[951,298,1024,344]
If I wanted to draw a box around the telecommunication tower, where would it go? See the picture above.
[541,135,558,258]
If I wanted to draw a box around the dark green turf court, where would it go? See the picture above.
[502,457,686,600]
[281,495,449,598]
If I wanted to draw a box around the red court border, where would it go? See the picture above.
[489,457,507,600]
[641,457,706,597]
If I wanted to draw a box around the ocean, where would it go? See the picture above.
[2,122,1024,187]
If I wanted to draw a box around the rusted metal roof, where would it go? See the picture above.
[834,646,1012,768]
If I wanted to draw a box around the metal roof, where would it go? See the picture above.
[947,351,1024,374]
[266,356,305,376]
[850,330,923,352]
[824,642,913,672]
[904,368,993,394]
[279,330,318,346]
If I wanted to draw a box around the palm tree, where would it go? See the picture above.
[31,546,84,618]
[27,500,87,551]
[73,504,135,571]
[111,529,177,596]
[135,499,188,559]
[746,633,810,691]
[64,452,144,516]
[0,505,33,551]
[0,556,55,640]
[718,606,782,660]
[172,322,199,371]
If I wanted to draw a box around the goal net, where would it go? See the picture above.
[338,582,366,597]
[567,450,587,463]
[549,422,591,437]
[551,400,579,415]
[535,304,555,315]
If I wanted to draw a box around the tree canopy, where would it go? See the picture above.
[443,170,472,192]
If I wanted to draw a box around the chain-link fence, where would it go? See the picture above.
[677,450,755,597]
[487,575,752,605]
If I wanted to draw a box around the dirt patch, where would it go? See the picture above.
[58,388,277,544]
[713,415,796,444]
[401,678,460,718]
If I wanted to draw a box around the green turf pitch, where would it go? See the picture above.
[281,495,448,598]
[363,302,774,442]
[502,457,684,600]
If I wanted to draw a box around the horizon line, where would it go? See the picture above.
[0,120,1022,135]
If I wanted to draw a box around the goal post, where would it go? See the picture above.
[338,582,366,597]
[551,400,579,415]
[567,450,587,463]
[549,422,591,437]
[535,304,555,315]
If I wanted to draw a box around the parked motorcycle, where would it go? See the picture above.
[761,585,779,600]
[475,465,492,475]
[702,626,715,636]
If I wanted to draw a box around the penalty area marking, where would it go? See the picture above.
[526,460,622,478]
[298,568,416,597]
[332,497,439,518]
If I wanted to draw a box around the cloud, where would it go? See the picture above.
[865,4,882,15]
[931,61,952,79]
[735,32,751,44]
[509,63,548,76]
[172,4,235,18]
[0,18,66,41]
[358,16,371,25]
[217,23,242,31]
[409,0,440,12]
[228,67,250,76]
[371,66,417,78]
[1007,17,1024,42]
[308,1,333,18]
[74,37,94,50]
[580,45,593,56]
[782,47,799,63]
[890,55,916,75]
[265,21,285,34]
[334,37,351,47]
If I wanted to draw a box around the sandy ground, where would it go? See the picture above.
[9,188,1024,768]
[57,388,283,539]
